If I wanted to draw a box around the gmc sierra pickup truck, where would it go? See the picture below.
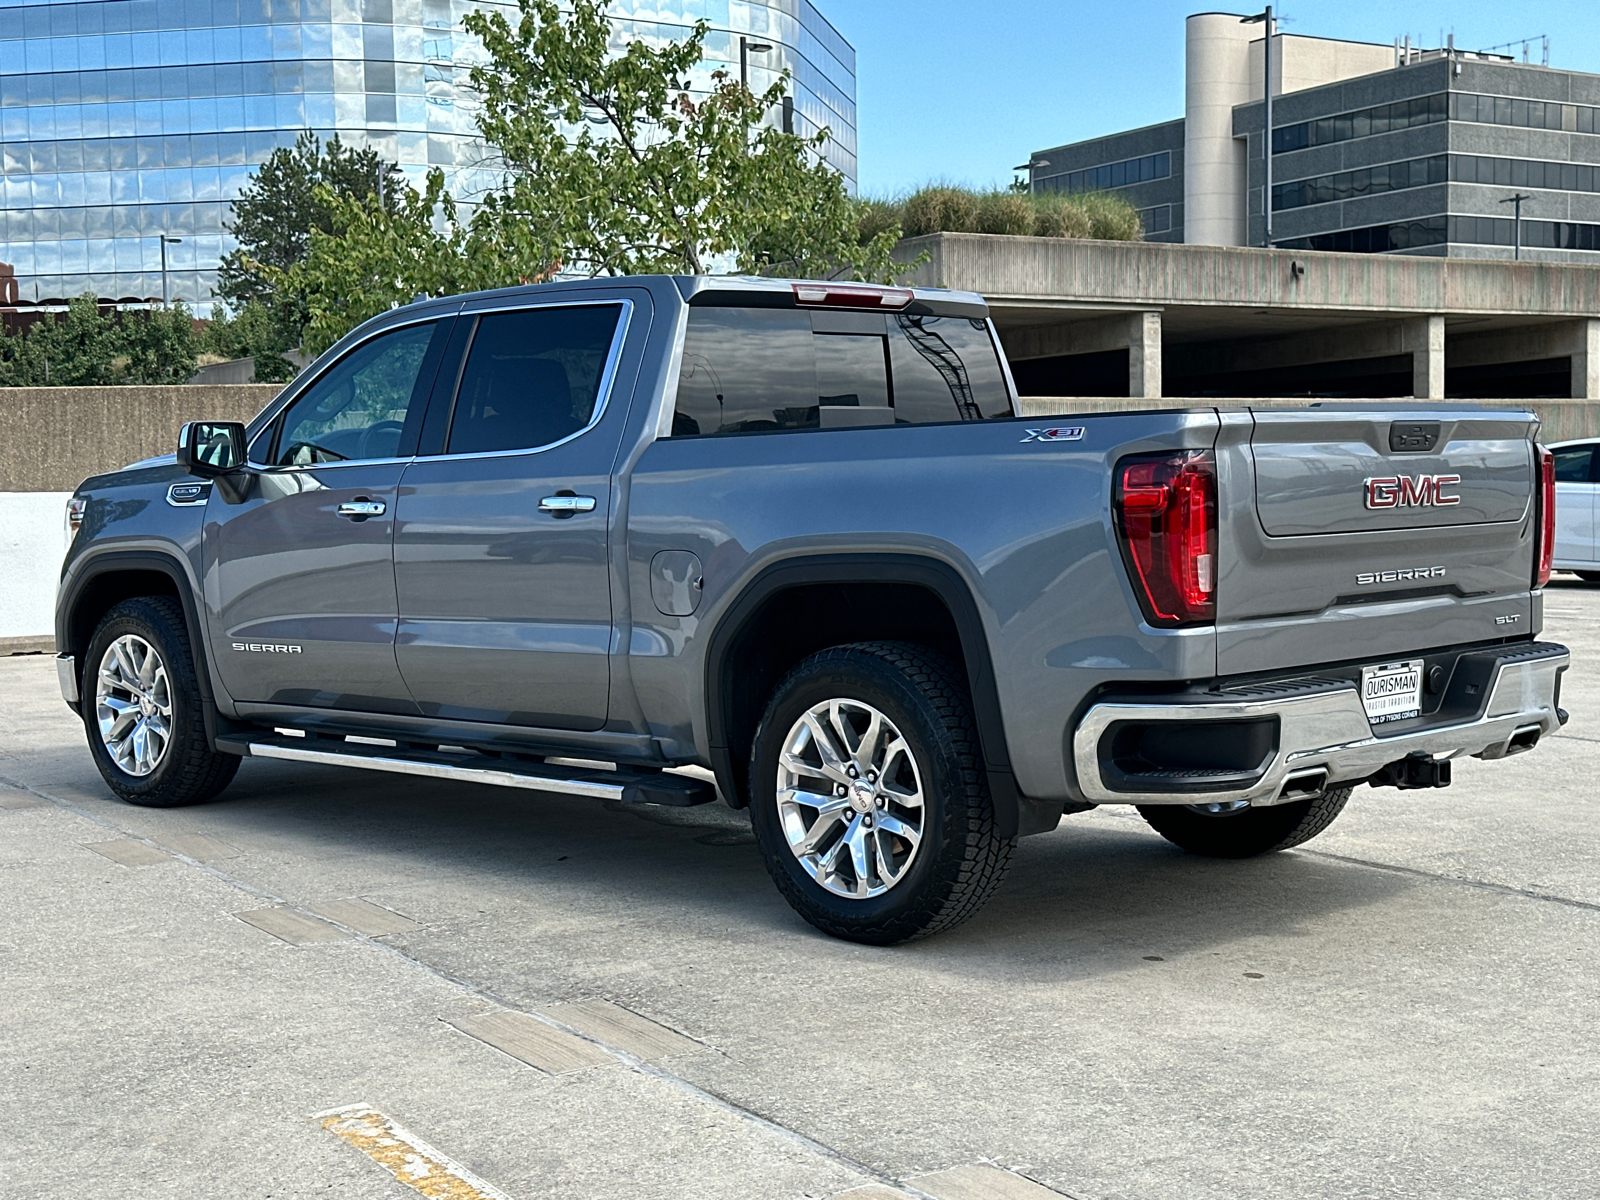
[56,275,1569,943]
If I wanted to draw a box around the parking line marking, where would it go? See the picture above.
[908,1164,1069,1200]
[313,897,420,936]
[313,1104,513,1200]
[235,906,350,945]
[164,833,239,861]
[538,999,703,1063]
[449,1010,615,1074]
[834,1186,922,1199]
[83,838,173,867]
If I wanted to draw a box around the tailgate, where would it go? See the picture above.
[1216,406,1539,675]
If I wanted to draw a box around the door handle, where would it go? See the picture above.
[538,495,597,517]
[337,499,387,519]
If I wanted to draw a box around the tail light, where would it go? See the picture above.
[1535,443,1555,587]
[1115,449,1218,627]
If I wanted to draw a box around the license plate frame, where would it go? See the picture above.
[1361,659,1424,725]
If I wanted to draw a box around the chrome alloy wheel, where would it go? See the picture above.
[1185,800,1252,816]
[95,634,173,777]
[775,698,925,899]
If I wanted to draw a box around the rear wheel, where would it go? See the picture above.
[83,596,239,808]
[1136,788,1352,858]
[749,642,1013,945]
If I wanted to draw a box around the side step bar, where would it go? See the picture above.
[215,733,717,807]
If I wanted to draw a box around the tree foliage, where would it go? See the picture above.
[200,300,301,383]
[285,0,908,354]
[0,295,197,386]
[216,131,403,364]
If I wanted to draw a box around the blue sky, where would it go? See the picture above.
[823,1,1600,196]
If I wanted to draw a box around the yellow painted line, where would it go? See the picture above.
[313,1104,514,1200]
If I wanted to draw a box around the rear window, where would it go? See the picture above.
[671,307,1011,436]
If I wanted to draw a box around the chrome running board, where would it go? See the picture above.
[215,733,716,806]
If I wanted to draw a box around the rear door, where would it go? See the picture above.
[1215,407,1538,676]
[391,295,642,730]
[1550,441,1598,565]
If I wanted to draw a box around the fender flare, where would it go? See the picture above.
[58,549,228,748]
[702,553,1051,839]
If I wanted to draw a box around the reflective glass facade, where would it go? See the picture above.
[0,0,857,311]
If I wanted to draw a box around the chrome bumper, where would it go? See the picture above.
[1073,643,1569,806]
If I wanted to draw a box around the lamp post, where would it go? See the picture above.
[1500,193,1531,260]
[1241,7,1274,247]
[157,234,183,306]
[739,36,772,88]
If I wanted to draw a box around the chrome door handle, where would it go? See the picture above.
[538,495,597,516]
[337,499,387,518]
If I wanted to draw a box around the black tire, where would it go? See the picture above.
[82,596,239,808]
[748,641,1013,945]
[1576,571,1600,583]
[1137,787,1353,858]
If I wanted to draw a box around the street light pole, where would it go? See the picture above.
[1241,8,1274,247]
[1500,193,1531,260]
[738,35,773,88]
[157,234,182,306]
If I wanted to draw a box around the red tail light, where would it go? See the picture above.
[1535,443,1555,587]
[1115,449,1218,626]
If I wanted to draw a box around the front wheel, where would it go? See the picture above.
[1137,788,1352,858]
[749,642,1013,945]
[83,596,239,808]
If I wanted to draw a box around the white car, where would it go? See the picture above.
[1550,438,1600,581]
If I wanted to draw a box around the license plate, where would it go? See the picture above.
[1361,660,1424,724]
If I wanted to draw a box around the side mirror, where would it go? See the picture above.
[176,421,247,478]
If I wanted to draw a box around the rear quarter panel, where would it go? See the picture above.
[625,410,1220,801]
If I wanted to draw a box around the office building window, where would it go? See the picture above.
[1272,155,1447,211]
[1275,216,1448,253]
[1449,215,1600,251]
[1450,154,1600,193]
[1140,204,1172,234]
[1035,151,1171,195]
[1450,92,1600,135]
[1273,93,1447,154]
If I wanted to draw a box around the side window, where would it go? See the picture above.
[671,307,1013,437]
[1553,444,1596,483]
[445,304,623,455]
[269,321,440,466]
[675,308,817,435]
[888,315,1013,423]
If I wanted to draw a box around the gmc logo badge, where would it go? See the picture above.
[1364,474,1461,509]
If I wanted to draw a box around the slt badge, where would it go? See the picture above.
[1020,426,1086,443]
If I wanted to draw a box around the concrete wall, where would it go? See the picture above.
[1,491,72,641]
[0,384,281,492]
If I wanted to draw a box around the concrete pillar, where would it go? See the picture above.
[1183,14,1257,248]
[1402,314,1445,399]
[1129,311,1163,398]
[1573,318,1600,399]
[998,310,1164,398]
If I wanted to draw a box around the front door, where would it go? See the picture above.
[393,299,637,730]
[203,317,453,712]
[1552,442,1598,565]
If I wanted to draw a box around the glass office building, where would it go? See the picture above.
[0,0,857,311]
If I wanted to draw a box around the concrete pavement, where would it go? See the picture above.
[2,582,1597,1200]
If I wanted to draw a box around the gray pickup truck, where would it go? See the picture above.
[56,275,1570,943]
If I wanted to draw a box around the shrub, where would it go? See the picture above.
[976,191,1037,236]
[1080,191,1145,241]
[1032,195,1094,239]
[900,186,981,237]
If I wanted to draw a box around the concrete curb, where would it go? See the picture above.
[2,635,54,656]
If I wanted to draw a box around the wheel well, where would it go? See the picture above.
[66,569,182,662]
[707,560,1014,817]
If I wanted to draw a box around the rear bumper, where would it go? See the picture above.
[1072,642,1568,806]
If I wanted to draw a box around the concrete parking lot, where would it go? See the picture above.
[2,586,1597,1200]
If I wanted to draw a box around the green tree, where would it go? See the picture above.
[0,294,120,386]
[286,0,908,353]
[217,131,402,359]
[202,300,300,383]
[119,303,198,384]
